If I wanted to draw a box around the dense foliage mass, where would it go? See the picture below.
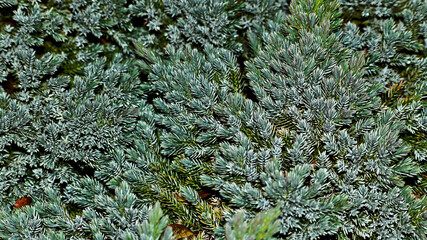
[0,0,425,239]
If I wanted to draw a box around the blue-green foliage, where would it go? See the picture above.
[129,0,288,52]
[0,0,425,239]
[132,44,243,234]
[136,0,426,239]
[242,0,426,238]
[0,0,289,238]
[0,50,141,204]
[341,0,427,195]
[0,184,172,239]
[224,205,281,240]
